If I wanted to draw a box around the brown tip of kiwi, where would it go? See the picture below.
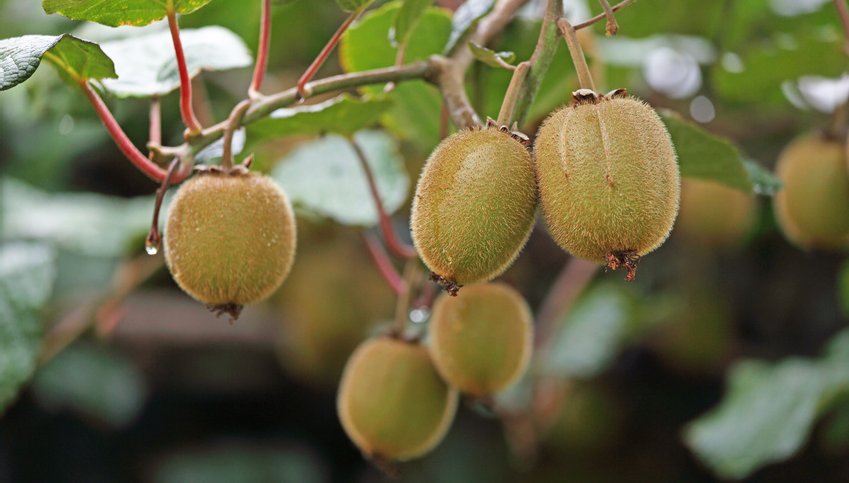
[209,303,243,322]
[604,250,640,282]
[429,272,463,296]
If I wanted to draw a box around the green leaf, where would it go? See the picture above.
[340,2,452,153]
[392,0,431,47]
[99,26,252,98]
[32,342,147,427]
[248,94,392,140]
[0,243,56,413]
[684,359,824,479]
[1,178,155,258]
[543,284,634,378]
[468,42,515,69]
[444,0,494,54]
[661,110,762,194]
[0,34,115,90]
[743,158,782,196]
[43,0,213,27]
[271,131,409,226]
[336,0,374,13]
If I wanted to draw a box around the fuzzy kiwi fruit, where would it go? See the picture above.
[534,89,680,280]
[676,178,757,248]
[337,336,458,462]
[164,172,296,312]
[411,127,537,293]
[428,283,533,397]
[773,133,849,251]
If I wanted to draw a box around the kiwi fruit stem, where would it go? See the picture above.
[497,61,531,126]
[557,17,596,91]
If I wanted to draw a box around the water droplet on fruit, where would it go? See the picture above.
[145,240,159,255]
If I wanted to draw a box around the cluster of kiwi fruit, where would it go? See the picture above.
[337,282,533,465]
[412,88,681,288]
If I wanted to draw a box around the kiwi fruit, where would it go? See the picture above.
[337,336,458,462]
[676,178,757,248]
[428,283,533,397]
[411,127,537,293]
[164,172,296,314]
[534,89,680,280]
[773,133,849,251]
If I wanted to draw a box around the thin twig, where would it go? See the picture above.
[534,258,599,352]
[497,61,530,126]
[348,137,417,259]
[221,99,252,169]
[250,0,273,98]
[296,7,364,99]
[145,159,181,254]
[598,0,619,36]
[363,232,406,296]
[558,17,596,91]
[573,0,635,30]
[149,96,161,149]
[166,3,203,135]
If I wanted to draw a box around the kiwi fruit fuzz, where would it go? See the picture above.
[164,172,297,316]
[337,336,458,463]
[534,89,680,280]
[773,133,849,251]
[676,178,757,248]
[411,127,537,294]
[429,282,533,398]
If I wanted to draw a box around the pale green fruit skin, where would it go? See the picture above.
[337,337,459,461]
[534,97,680,262]
[676,178,757,248]
[411,128,537,285]
[335,0,371,12]
[429,283,533,397]
[164,172,297,306]
[773,134,849,251]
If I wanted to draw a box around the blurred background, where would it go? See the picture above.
[2,0,849,481]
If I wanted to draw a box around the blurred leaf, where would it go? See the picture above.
[33,341,146,427]
[248,94,392,140]
[444,0,494,54]
[837,259,849,319]
[391,0,431,48]
[340,2,452,153]
[99,26,251,98]
[336,0,373,13]
[1,178,155,257]
[154,443,327,483]
[685,329,849,479]
[468,42,515,69]
[743,158,782,196]
[543,284,634,379]
[271,131,409,226]
[0,34,115,90]
[42,0,212,27]
[0,242,56,413]
[662,110,766,194]
[196,129,245,163]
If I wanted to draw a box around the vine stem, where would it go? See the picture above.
[393,259,421,334]
[348,137,417,259]
[558,16,596,91]
[363,232,406,296]
[166,3,203,135]
[497,61,530,126]
[598,0,619,36]
[573,0,635,30]
[145,159,181,254]
[296,6,365,99]
[835,0,849,55]
[79,81,180,183]
[149,97,161,149]
[221,99,252,169]
[249,0,272,98]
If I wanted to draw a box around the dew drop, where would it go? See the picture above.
[145,240,159,256]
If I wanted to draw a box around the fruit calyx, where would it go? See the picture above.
[484,117,531,148]
[193,154,254,177]
[572,87,628,106]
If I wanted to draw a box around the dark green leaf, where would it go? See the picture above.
[742,158,782,196]
[99,26,252,98]
[336,0,374,13]
[0,243,56,413]
[444,0,494,54]
[271,131,409,226]
[468,41,515,69]
[392,0,431,47]
[42,0,213,27]
[0,34,115,90]
[660,110,754,193]
[248,94,392,140]
[340,2,452,152]
[33,342,147,427]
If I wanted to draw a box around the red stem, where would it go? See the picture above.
[296,8,362,99]
[250,0,272,97]
[167,6,203,134]
[363,232,406,296]
[348,138,417,259]
[149,96,162,148]
[80,81,170,182]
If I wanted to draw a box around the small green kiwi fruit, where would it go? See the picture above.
[773,133,849,251]
[428,282,533,397]
[411,126,537,293]
[676,178,757,248]
[534,89,680,280]
[337,336,458,462]
[164,172,296,314]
